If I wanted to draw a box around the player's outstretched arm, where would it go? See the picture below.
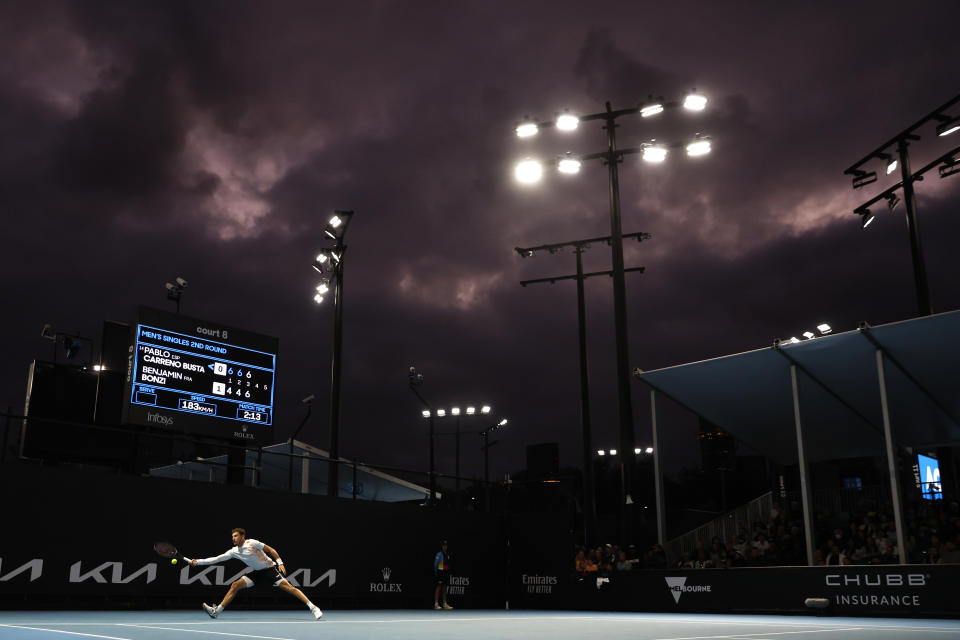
[263,544,286,575]
[190,550,233,566]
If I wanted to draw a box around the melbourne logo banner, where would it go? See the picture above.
[665,576,712,604]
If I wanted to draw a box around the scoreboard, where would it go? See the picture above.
[123,306,278,443]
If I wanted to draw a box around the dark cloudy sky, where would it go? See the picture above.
[2,1,959,483]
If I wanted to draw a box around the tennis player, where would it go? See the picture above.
[433,540,453,610]
[189,527,322,620]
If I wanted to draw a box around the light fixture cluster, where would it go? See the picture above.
[422,405,492,418]
[846,96,960,236]
[782,323,833,345]
[513,91,710,184]
[311,210,353,304]
[596,446,654,456]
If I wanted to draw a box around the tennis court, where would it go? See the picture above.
[2,610,959,640]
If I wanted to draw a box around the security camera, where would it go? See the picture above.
[175,277,187,287]
[302,394,315,405]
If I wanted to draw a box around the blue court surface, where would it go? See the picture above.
[1,610,959,640]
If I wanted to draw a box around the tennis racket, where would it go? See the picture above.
[154,540,193,564]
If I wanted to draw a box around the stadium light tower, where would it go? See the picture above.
[512,91,710,544]
[844,93,960,317]
[310,210,354,497]
[408,366,437,503]
[426,403,492,494]
[516,233,648,546]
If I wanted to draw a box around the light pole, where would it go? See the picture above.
[408,366,436,503]
[427,404,491,494]
[311,210,354,497]
[480,418,509,484]
[164,277,187,314]
[844,93,960,317]
[514,92,711,543]
[516,233,648,546]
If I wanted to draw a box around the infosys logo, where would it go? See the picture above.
[665,576,712,604]
[147,412,173,426]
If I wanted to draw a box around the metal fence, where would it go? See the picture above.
[666,491,774,560]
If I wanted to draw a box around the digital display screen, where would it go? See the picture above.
[123,306,278,442]
[917,453,942,501]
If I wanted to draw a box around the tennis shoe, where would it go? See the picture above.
[311,605,323,620]
[433,603,441,610]
[203,603,219,619]
[443,603,454,610]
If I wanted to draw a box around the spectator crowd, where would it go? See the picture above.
[574,493,960,572]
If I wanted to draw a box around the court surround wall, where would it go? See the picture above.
[0,461,518,609]
[3,462,958,617]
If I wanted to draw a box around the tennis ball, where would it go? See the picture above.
[171,558,178,565]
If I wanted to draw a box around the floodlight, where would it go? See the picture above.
[498,418,508,426]
[481,405,491,414]
[313,293,324,304]
[885,157,898,175]
[557,154,582,174]
[683,92,707,111]
[860,209,875,228]
[936,115,960,137]
[803,331,815,339]
[642,145,667,163]
[175,277,187,287]
[640,103,664,118]
[556,113,579,131]
[645,447,654,454]
[516,121,538,138]
[451,407,461,416]
[597,450,605,456]
[634,448,642,454]
[436,409,446,417]
[940,156,960,178]
[466,406,476,415]
[323,209,353,241]
[789,337,800,344]
[515,158,543,183]
[312,252,330,273]
[817,323,832,334]
[852,171,878,189]
[165,282,175,291]
[422,410,431,418]
[686,138,711,156]
[609,449,617,455]
[93,364,106,372]
[886,193,901,212]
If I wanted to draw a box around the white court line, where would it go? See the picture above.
[8,616,960,632]
[0,624,131,640]
[645,629,862,640]
[116,623,295,640]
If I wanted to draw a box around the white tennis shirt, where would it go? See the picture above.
[194,538,276,570]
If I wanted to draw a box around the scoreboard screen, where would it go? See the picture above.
[123,306,278,442]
